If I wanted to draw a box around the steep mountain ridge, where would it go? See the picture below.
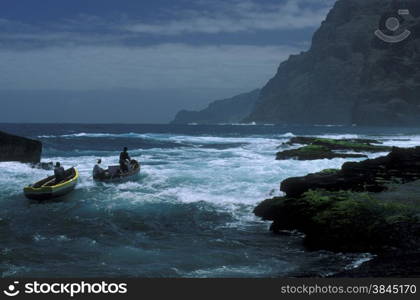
[245,0,420,126]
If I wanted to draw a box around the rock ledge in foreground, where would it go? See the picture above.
[0,131,42,163]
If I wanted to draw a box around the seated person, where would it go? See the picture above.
[54,162,66,184]
[119,147,131,172]
[93,159,106,178]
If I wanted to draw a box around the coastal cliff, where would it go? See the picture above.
[0,131,42,163]
[172,89,260,124]
[245,0,420,126]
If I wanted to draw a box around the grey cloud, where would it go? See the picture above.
[124,0,335,35]
[0,43,304,91]
[0,0,335,48]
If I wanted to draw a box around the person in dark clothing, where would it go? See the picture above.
[54,162,66,184]
[119,147,131,172]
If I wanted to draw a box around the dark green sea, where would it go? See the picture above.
[1,123,419,277]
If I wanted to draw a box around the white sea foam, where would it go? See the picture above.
[38,132,165,139]
[181,264,280,278]
[1,132,410,214]
[344,253,376,270]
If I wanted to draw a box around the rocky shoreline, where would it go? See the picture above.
[255,139,420,277]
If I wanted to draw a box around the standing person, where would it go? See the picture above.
[54,162,65,184]
[119,147,131,172]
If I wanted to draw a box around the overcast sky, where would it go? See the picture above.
[0,0,335,123]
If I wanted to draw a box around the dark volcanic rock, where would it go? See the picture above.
[255,146,420,274]
[245,0,420,126]
[0,131,42,163]
[283,137,391,152]
[281,147,420,197]
[254,190,420,253]
[276,145,367,160]
[171,89,260,124]
[276,136,391,160]
[285,137,383,147]
[30,162,54,170]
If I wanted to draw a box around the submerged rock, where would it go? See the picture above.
[284,137,391,152]
[276,144,367,160]
[30,161,54,170]
[276,137,390,161]
[0,131,42,163]
[332,252,420,277]
[284,137,383,147]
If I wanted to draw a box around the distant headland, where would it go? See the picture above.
[173,0,420,127]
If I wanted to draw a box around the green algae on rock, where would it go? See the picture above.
[254,190,419,252]
[256,147,420,254]
[276,144,367,160]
